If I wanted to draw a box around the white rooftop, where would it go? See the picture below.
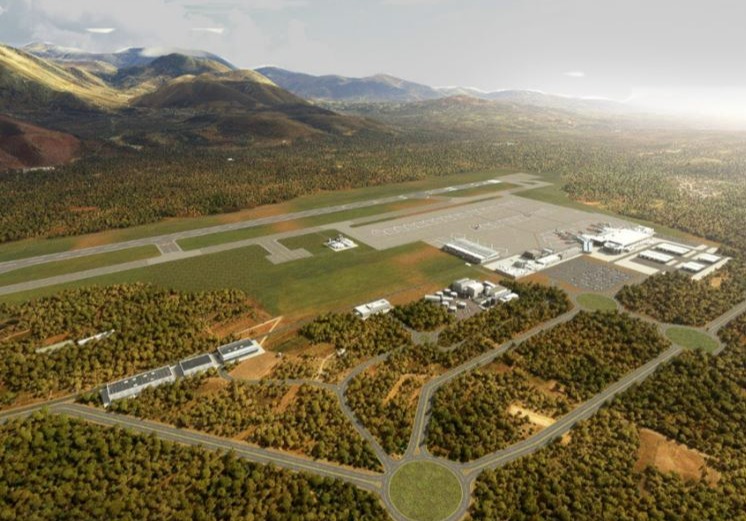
[586,226,655,248]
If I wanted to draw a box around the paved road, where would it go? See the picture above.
[0,179,504,275]
[708,298,746,336]
[53,403,386,494]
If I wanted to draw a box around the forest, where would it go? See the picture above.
[391,300,454,331]
[469,310,746,520]
[505,310,670,401]
[0,412,387,520]
[2,113,746,253]
[427,369,571,462]
[470,409,746,521]
[98,373,381,471]
[298,312,412,381]
[344,285,572,456]
[616,261,746,326]
[0,284,253,405]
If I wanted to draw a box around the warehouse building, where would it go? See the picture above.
[696,253,722,264]
[102,366,176,407]
[442,238,500,264]
[680,261,707,273]
[178,353,216,377]
[217,339,263,364]
[354,299,393,320]
[655,243,691,256]
[638,250,674,264]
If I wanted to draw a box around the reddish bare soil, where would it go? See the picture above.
[635,428,720,486]
[229,352,280,380]
[0,115,80,170]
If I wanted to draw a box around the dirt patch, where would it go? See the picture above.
[195,377,228,397]
[276,385,300,413]
[391,246,444,267]
[383,374,418,406]
[0,329,30,343]
[41,333,70,346]
[709,276,724,289]
[485,362,513,374]
[525,374,567,400]
[229,352,280,380]
[635,428,720,486]
[508,404,556,428]
[270,220,306,233]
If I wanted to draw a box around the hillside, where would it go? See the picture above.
[0,115,80,170]
[24,42,235,70]
[111,53,235,93]
[0,44,126,113]
[132,70,380,141]
[256,67,442,102]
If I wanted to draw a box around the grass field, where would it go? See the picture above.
[177,199,434,251]
[0,238,481,320]
[577,293,618,311]
[0,169,514,263]
[0,246,160,288]
[665,327,720,353]
[389,461,463,521]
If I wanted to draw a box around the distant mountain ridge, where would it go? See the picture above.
[256,67,442,102]
[23,42,236,70]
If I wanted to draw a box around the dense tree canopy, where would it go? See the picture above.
[0,413,387,520]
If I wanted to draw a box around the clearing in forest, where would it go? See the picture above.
[635,428,720,486]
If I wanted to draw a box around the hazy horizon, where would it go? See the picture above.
[2,0,746,124]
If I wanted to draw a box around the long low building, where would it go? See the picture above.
[655,243,691,256]
[353,299,393,320]
[178,353,216,377]
[639,250,674,264]
[102,366,176,406]
[442,238,500,265]
[217,339,263,364]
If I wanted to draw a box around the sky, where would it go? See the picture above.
[2,0,746,122]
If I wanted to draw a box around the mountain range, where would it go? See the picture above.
[0,42,637,171]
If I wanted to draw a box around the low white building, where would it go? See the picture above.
[178,353,216,377]
[77,329,115,346]
[325,235,358,252]
[353,299,393,320]
[442,238,500,265]
[217,339,263,364]
[102,366,176,407]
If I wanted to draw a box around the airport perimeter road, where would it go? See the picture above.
[461,344,684,475]
[708,298,746,336]
[52,403,386,494]
[0,179,506,276]
[0,394,76,423]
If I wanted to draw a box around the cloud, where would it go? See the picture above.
[564,70,586,78]
[86,27,116,34]
[0,6,5,16]
[191,27,225,35]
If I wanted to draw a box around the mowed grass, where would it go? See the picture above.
[177,199,435,251]
[0,239,482,319]
[0,246,160,288]
[666,327,720,353]
[577,293,618,311]
[0,169,514,263]
[389,461,463,521]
